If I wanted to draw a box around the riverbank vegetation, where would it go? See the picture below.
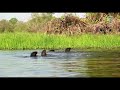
[0,32,120,50]
[0,13,120,50]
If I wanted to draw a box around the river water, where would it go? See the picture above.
[0,50,120,77]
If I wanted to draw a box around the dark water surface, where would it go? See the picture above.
[0,50,120,77]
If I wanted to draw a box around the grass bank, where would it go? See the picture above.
[0,32,120,50]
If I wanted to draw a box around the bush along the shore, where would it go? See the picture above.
[1,13,120,35]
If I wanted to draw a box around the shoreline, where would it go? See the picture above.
[0,47,120,51]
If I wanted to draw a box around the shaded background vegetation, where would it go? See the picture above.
[1,13,120,35]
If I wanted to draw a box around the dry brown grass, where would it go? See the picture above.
[40,14,120,35]
[108,18,120,34]
[85,21,111,34]
[42,14,88,35]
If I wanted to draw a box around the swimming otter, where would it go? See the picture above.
[49,50,55,52]
[41,50,47,56]
[30,51,38,57]
[65,48,71,52]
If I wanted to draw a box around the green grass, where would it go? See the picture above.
[0,32,120,50]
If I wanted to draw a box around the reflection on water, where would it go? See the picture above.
[0,50,120,77]
[60,51,120,77]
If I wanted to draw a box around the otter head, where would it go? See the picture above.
[41,50,47,56]
[65,48,71,52]
[30,51,38,57]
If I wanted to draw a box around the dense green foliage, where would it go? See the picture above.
[0,13,55,33]
[0,32,120,50]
